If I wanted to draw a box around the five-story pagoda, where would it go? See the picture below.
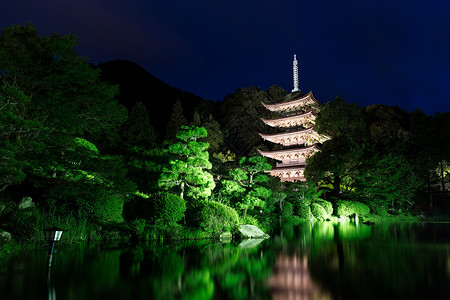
[259,55,329,181]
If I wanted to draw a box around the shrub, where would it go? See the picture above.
[151,192,186,226]
[94,194,125,223]
[311,203,328,220]
[316,200,333,216]
[196,201,239,234]
[298,203,312,219]
[353,201,370,216]
[336,200,370,217]
[281,202,294,219]
[240,215,260,227]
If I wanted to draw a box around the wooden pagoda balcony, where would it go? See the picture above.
[276,160,306,167]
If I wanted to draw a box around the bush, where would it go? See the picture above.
[94,194,125,223]
[298,203,312,219]
[336,200,370,217]
[353,201,371,216]
[316,200,333,216]
[151,192,186,226]
[281,202,294,219]
[311,203,328,220]
[196,201,239,234]
[240,215,260,227]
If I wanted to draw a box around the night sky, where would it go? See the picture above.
[1,0,449,115]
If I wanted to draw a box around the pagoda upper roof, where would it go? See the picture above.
[262,91,319,112]
[261,110,316,128]
[259,127,330,146]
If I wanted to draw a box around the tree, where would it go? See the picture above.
[0,24,127,185]
[305,135,365,196]
[158,125,215,200]
[221,156,272,217]
[354,153,422,212]
[165,100,187,140]
[122,101,157,147]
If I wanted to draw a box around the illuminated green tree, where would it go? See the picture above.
[221,156,272,217]
[0,24,127,182]
[158,125,215,200]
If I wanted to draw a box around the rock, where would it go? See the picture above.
[238,225,270,239]
[18,197,34,210]
[219,232,232,242]
[0,231,11,246]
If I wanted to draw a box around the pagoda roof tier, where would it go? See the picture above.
[266,167,306,182]
[261,110,316,128]
[258,144,319,162]
[262,91,319,112]
[259,127,329,146]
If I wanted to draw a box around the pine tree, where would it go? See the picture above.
[122,101,157,147]
[165,100,187,140]
[159,126,215,200]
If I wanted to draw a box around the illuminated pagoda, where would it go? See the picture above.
[259,55,329,181]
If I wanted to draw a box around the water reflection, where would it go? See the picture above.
[0,222,449,300]
[269,254,331,300]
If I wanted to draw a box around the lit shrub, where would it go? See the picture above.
[353,201,370,216]
[336,200,370,217]
[316,200,333,216]
[151,192,186,226]
[311,203,328,221]
[297,203,312,219]
[196,201,239,234]
[240,215,260,227]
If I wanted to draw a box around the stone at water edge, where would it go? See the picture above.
[0,231,11,246]
[219,232,232,242]
[238,224,270,239]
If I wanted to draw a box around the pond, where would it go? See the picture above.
[1,222,449,300]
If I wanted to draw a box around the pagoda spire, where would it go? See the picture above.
[292,54,300,93]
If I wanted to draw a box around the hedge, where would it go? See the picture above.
[336,200,370,217]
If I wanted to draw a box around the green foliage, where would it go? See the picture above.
[315,97,366,139]
[316,200,333,216]
[281,201,294,219]
[239,215,260,227]
[195,201,239,234]
[336,200,370,217]
[311,203,328,220]
[355,153,423,211]
[150,192,186,226]
[297,203,312,219]
[220,156,272,217]
[285,181,323,206]
[159,125,215,200]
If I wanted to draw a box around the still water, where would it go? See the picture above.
[1,222,449,300]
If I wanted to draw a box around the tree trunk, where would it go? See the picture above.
[180,181,185,200]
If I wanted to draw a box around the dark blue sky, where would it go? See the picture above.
[1,0,449,115]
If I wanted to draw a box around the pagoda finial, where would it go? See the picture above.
[292,54,300,93]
